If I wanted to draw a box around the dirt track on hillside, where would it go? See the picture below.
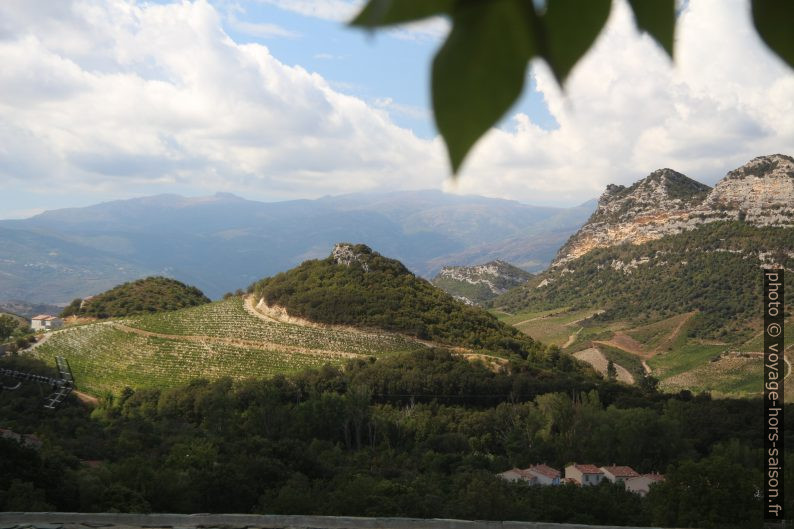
[573,347,634,384]
[108,322,362,360]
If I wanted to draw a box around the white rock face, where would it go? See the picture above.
[332,243,370,272]
[553,155,794,266]
[437,260,529,295]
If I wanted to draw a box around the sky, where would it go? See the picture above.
[0,0,792,219]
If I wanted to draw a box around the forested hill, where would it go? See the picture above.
[63,276,210,318]
[250,244,544,359]
[494,222,794,337]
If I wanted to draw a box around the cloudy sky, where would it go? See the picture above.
[0,0,792,218]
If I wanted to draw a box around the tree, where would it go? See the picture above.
[351,0,794,174]
[606,360,617,381]
[0,314,19,341]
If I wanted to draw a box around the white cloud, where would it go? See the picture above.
[258,0,450,41]
[448,0,794,204]
[256,0,360,22]
[0,0,791,212]
[0,0,445,202]
[227,16,301,39]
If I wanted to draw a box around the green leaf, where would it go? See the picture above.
[541,0,612,84]
[752,0,794,69]
[432,0,535,174]
[627,0,675,58]
[350,0,453,28]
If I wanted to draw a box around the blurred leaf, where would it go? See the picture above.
[627,0,675,58]
[752,0,794,69]
[541,0,612,84]
[351,0,453,28]
[432,0,535,174]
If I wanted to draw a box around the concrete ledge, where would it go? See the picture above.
[0,513,679,529]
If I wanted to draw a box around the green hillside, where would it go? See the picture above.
[250,244,544,359]
[63,276,211,318]
[32,297,426,395]
[495,222,793,339]
[493,222,794,398]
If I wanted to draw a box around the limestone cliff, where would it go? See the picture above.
[431,260,532,305]
[553,155,794,266]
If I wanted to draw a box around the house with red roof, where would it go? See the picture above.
[496,468,537,484]
[30,314,63,331]
[527,464,561,485]
[600,465,640,484]
[564,463,605,486]
[626,473,665,496]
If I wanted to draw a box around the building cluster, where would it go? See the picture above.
[497,463,664,496]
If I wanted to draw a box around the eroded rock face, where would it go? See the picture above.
[553,155,794,266]
[433,260,531,304]
[332,243,371,272]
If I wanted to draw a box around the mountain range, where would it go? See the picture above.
[0,190,595,304]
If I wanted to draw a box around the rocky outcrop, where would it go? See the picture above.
[432,260,531,305]
[332,243,372,272]
[553,155,794,266]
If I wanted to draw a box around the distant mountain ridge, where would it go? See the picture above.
[432,260,532,305]
[0,190,594,303]
[554,154,794,266]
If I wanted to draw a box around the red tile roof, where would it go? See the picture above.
[573,464,603,474]
[643,473,665,482]
[601,465,640,478]
[32,314,58,321]
[528,464,561,479]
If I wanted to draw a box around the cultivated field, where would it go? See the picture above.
[30,297,427,395]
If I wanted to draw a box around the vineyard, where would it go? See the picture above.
[31,297,427,395]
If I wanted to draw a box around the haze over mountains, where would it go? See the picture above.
[0,190,595,304]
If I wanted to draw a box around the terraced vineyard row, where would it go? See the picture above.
[31,324,348,395]
[29,297,429,395]
[123,297,424,355]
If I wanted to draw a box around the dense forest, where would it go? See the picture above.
[495,222,794,338]
[1,351,790,528]
[60,277,210,319]
[250,245,543,359]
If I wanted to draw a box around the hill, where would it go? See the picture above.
[431,260,532,305]
[554,154,793,267]
[0,190,594,303]
[31,296,427,395]
[250,244,544,359]
[493,155,794,398]
[497,222,793,338]
[65,277,210,319]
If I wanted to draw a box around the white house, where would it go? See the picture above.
[30,314,63,331]
[497,468,537,484]
[625,473,665,496]
[527,464,561,485]
[565,464,605,486]
[600,465,640,484]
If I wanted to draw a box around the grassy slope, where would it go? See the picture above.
[31,297,426,395]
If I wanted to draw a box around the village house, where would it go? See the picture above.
[600,465,640,484]
[625,473,665,496]
[496,468,537,484]
[30,314,63,331]
[526,464,561,485]
[564,464,605,486]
